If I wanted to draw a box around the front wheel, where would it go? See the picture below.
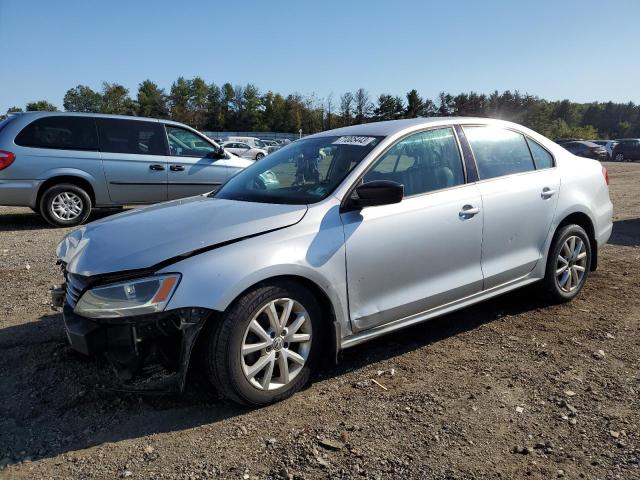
[543,224,591,302]
[615,152,624,162]
[204,281,322,406]
[255,152,265,161]
[40,183,92,227]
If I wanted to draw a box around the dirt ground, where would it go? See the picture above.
[0,163,638,480]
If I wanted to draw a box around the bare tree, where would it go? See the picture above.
[354,88,373,124]
[325,93,335,130]
[340,92,354,126]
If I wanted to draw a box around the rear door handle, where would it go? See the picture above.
[149,164,165,171]
[459,205,480,217]
[541,187,556,198]
[170,165,185,172]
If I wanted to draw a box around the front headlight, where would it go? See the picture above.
[74,274,181,319]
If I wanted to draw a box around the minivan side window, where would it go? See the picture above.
[363,127,465,197]
[15,116,98,151]
[166,126,215,157]
[464,126,535,180]
[96,118,166,156]
[526,138,554,169]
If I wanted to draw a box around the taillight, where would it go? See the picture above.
[602,166,609,185]
[0,150,15,170]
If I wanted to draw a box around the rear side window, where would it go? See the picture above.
[464,126,535,180]
[15,116,98,151]
[96,118,166,155]
[526,138,554,169]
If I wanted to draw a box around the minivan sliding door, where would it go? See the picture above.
[97,118,168,204]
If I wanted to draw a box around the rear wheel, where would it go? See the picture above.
[40,183,92,227]
[204,281,321,406]
[543,224,591,302]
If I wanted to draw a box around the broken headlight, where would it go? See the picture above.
[74,274,181,319]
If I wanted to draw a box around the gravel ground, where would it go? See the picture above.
[0,162,638,480]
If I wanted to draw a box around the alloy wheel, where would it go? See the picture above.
[240,298,312,391]
[51,192,84,221]
[556,235,588,293]
[615,153,624,162]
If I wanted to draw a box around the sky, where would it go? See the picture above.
[1,0,639,113]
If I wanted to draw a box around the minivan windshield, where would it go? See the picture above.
[214,135,384,204]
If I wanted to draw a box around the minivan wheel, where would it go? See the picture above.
[543,224,591,302]
[40,183,92,227]
[204,281,322,406]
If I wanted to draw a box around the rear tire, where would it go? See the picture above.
[543,224,591,303]
[204,281,322,406]
[40,183,92,227]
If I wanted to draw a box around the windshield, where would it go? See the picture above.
[214,135,384,204]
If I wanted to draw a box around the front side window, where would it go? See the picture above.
[363,128,465,196]
[215,135,384,204]
[166,126,216,157]
[97,119,166,155]
[526,138,554,169]
[465,126,535,180]
[15,116,98,151]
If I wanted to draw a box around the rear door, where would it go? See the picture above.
[97,118,168,204]
[463,125,560,289]
[165,125,230,199]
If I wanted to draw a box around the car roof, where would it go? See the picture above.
[9,110,189,127]
[305,117,529,139]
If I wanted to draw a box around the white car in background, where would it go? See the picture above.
[222,141,268,160]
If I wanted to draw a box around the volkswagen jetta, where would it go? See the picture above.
[53,118,613,405]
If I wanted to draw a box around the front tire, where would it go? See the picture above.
[40,183,92,227]
[255,152,265,161]
[204,281,322,406]
[543,224,591,302]
[615,152,624,162]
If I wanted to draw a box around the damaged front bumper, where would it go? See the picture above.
[59,298,211,393]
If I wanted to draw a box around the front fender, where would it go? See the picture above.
[159,203,353,336]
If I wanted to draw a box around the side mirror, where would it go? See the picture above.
[207,146,226,159]
[349,180,404,209]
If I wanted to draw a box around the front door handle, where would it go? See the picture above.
[170,165,185,172]
[459,205,480,217]
[541,187,556,198]
[149,164,165,171]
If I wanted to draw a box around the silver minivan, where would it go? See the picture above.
[54,117,613,406]
[0,112,252,226]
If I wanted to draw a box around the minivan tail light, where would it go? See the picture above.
[0,150,16,170]
[602,166,609,185]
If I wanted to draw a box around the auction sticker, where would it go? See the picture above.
[333,136,376,146]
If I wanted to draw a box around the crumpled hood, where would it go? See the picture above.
[57,196,307,276]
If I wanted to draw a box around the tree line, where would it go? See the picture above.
[3,78,640,140]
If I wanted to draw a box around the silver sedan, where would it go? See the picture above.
[55,117,613,405]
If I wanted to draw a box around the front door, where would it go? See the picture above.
[341,127,484,332]
[463,125,560,288]
[165,125,231,199]
[97,118,168,204]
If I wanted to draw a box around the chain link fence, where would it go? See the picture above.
[202,131,304,142]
